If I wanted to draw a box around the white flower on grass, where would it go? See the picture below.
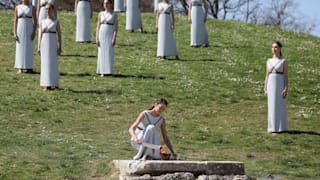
[296,107,313,119]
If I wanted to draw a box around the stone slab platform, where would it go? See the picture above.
[113,160,245,176]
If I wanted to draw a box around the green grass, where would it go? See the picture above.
[1,10,320,179]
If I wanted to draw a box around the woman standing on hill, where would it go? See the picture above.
[154,0,161,13]
[37,0,57,45]
[13,0,37,74]
[74,0,93,43]
[188,0,209,47]
[32,0,37,8]
[129,98,177,160]
[114,0,125,12]
[37,4,62,91]
[156,0,178,60]
[37,0,57,21]
[96,0,118,77]
[264,41,288,133]
[124,0,143,32]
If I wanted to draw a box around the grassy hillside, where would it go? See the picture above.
[0,10,319,179]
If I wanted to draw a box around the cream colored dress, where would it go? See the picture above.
[131,111,164,160]
[114,0,125,12]
[15,4,35,70]
[190,0,208,46]
[125,0,142,30]
[157,2,178,57]
[97,11,116,75]
[266,58,288,132]
[75,0,91,42]
[40,19,59,87]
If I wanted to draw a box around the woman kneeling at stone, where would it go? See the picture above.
[129,98,176,160]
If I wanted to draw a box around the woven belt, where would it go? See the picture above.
[41,3,54,7]
[192,3,202,6]
[101,22,114,25]
[18,16,32,18]
[270,72,283,74]
[43,31,56,33]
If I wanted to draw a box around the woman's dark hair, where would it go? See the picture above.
[148,98,168,110]
[104,0,113,4]
[101,0,113,7]
[274,41,283,57]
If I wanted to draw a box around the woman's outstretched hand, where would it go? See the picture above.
[133,137,142,145]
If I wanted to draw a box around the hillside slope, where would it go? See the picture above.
[0,11,319,179]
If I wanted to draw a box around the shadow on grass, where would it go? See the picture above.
[60,72,92,77]
[59,73,165,79]
[112,74,165,80]
[142,30,157,34]
[25,71,40,74]
[176,58,218,62]
[286,130,320,136]
[117,43,135,48]
[60,54,97,58]
[61,88,114,95]
[210,44,254,49]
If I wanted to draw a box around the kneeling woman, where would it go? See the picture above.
[129,98,176,160]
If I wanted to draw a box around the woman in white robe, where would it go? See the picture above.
[32,0,37,7]
[37,0,56,21]
[13,0,36,74]
[37,0,57,46]
[154,0,161,13]
[264,41,288,133]
[156,0,178,60]
[74,0,92,42]
[124,0,143,32]
[114,0,125,12]
[37,4,62,91]
[188,0,209,47]
[129,98,177,160]
[96,0,118,76]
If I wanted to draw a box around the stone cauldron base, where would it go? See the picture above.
[112,160,251,180]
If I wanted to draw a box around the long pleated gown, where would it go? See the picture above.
[190,0,208,46]
[38,0,55,44]
[154,0,161,13]
[131,111,163,160]
[76,0,91,42]
[125,0,142,30]
[114,0,125,12]
[157,3,178,57]
[38,0,55,21]
[40,19,59,87]
[15,4,35,70]
[32,0,37,7]
[97,11,116,75]
[266,58,288,132]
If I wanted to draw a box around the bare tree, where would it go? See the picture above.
[219,0,247,20]
[179,0,189,15]
[243,0,260,23]
[260,0,316,34]
[0,0,20,9]
[262,0,296,27]
[219,0,317,35]
[206,0,219,19]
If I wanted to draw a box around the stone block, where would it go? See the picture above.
[113,160,245,177]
